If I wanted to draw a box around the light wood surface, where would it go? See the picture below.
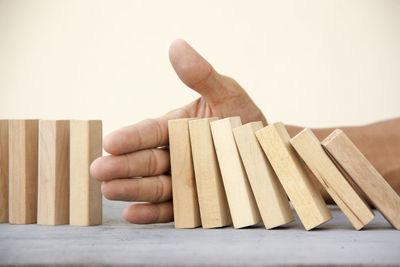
[168,118,201,228]
[70,120,102,226]
[291,128,374,230]
[322,129,400,230]
[189,118,232,228]
[0,120,8,222]
[210,117,261,228]
[8,120,39,224]
[233,121,294,229]
[256,122,332,230]
[38,120,70,225]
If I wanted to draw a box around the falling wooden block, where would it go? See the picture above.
[256,122,332,230]
[233,121,294,229]
[210,117,261,228]
[38,120,70,225]
[322,129,400,230]
[8,120,39,224]
[291,128,374,230]
[168,119,201,228]
[0,120,8,223]
[188,118,232,228]
[70,120,102,226]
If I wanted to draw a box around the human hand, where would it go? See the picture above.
[90,39,267,224]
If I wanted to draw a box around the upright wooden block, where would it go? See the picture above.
[233,122,294,229]
[8,120,39,224]
[0,120,8,223]
[210,117,261,228]
[255,122,332,230]
[291,128,374,230]
[38,120,70,225]
[188,118,232,228]
[322,129,400,230]
[168,119,201,228]
[70,120,102,226]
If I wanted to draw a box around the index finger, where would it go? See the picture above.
[104,108,190,155]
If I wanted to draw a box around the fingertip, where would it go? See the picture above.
[168,39,213,89]
[90,157,102,181]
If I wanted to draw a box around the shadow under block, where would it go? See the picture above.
[290,128,374,230]
[8,120,39,224]
[255,122,332,230]
[70,120,102,226]
[168,119,201,228]
[233,122,294,229]
[210,117,261,228]
[188,118,232,228]
[38,120,70,225]
[322,129,400,230]
[0,120,8,222]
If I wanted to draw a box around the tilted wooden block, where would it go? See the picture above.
[70,120,102,226]
[233,121,294,229]
[9,120,39,224]
[0,120,8,223]
[38,120,70,225]
[291,128,374,230]
[168,119,201,228]
[322,129,400,230]
[256,122,332,230]
[189,118,232,228]
[210,117,261,228]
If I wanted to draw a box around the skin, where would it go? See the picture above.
[90,39,400,224]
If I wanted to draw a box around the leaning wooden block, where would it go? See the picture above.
[168,119,201,228]
[0,120,8,223]
[9,119,39,224]
[256,122,332,230]
[38,120,70,225]
[189,118,232,228]
[290,128,374,230]
[210,117,261,228]
[322,129,400,230]
[70,120,102,226]
[233,121,294,229]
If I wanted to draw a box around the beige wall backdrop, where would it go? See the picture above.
[1,0,399,137]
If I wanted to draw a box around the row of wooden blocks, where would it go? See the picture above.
[0,120,103,226]
[168,117,400,230]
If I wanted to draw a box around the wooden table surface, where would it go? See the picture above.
[0,199,399,266]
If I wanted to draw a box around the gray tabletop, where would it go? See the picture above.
[0,199,399,266]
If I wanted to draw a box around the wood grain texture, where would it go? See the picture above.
[70,120,102,226]
[255,122,332,230]
[189,118,232,228]
[38,120,70,225]
[8,120,39,224]
[210,117,261,228]
[168,118,201,228]
[291,128,374,230]
[233,121,294,229]
[322,129,400,230]
[0,120,8,222]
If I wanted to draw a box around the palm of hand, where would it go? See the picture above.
[90,40,266,224]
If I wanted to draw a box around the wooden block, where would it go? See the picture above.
[255,122,332,230]
[168,119,201,228]
[70,120,102,226]
[38,120,70,225]
[210,117,261,228]
[8,120,39,224]
[0,120,8,223]
[290,128,374,230]
[233,122,294,229]
[188,118,232,228]
[322,129,400,230]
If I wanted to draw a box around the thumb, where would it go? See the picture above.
[168,39,245,105]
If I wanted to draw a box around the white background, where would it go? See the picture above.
[1,0,399,137]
